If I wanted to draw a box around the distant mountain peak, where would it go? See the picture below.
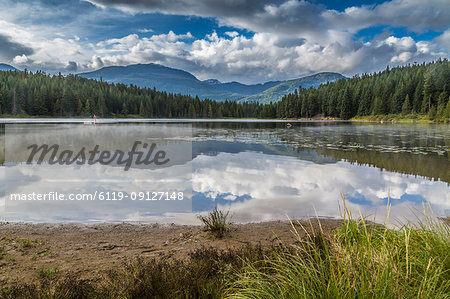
[0,63,18,71]
[203,79,222,85]
[240,72,346,104]
[79,63,345,103]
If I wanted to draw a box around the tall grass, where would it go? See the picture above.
[198,208,231,238]
[226,196,450,298]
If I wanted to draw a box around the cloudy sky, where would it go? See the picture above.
[0,0,449,83]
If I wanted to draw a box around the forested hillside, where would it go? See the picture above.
[0,60,448,121]
[240,72,345,104]
[265,59,449,120]
[0,70,261,118]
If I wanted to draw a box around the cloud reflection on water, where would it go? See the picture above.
[0,122,448,225]
[190,151,449,225]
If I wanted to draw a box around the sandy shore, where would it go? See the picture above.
[0,219,342,285]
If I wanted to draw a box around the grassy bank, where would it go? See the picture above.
[1,206,448,298]
[227,202,449,298]
[351,113,449,123]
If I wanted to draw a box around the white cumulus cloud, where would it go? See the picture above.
[13,54,28,64]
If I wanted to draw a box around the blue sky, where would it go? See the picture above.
[0,0,448,83]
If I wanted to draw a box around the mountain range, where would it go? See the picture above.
[0,63,17,71]
[79,64,345,103]
[0,62,345,103]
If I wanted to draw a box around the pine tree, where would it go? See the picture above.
[401,94,411,115]
[208,103,213,118]
[444,100,450,120]
[436,91,448,120]
[84,99,91,115]
[339,88,353,119]
[428,105,436,120]
[54,99,62,116]
[188,104,196,118]
[76,98,83,115]
[121,101,128,115]
[97,90,106,117]
[139,101,145,116]
[11,89,17,115]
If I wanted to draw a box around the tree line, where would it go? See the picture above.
[0,70,264,118]
[0,59,448,120]
[270,59,449,120]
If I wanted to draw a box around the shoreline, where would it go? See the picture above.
[0,219,343,285]
[0,116,339,121]
[0,115,444,124]
[1,217,448,297]
[0,116,446,124]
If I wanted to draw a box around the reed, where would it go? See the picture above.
[226,196,449,298]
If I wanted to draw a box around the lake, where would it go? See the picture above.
[0,119,448,225]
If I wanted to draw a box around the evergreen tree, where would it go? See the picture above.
[84,99,91,116]
[188,104,196,118]
[139,101,145,116]
[401,95,411,115]
[339,88,353,119]
[96,90,106,117]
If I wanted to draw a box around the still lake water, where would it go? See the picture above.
[0,119,449,225]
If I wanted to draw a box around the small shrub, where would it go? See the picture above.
[38,267,60,280]
[101,245,269,298]
[0,277,95,299]
[19,239,36,249]
[198,208,231,238]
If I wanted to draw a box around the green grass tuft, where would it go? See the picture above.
[38,267,60,280]
[198,208,231,238]
[226,197,450,298]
